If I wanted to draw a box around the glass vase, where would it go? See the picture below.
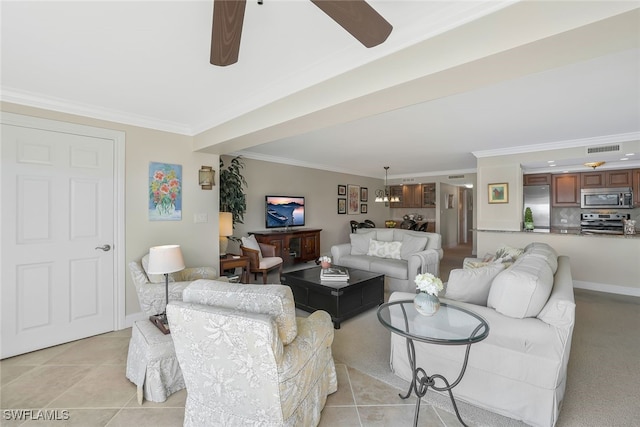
[414,292,440,316]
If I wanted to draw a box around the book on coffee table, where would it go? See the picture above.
[321,267,349,281]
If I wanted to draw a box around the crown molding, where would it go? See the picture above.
[472,132,640,158]
[1,87,193,136]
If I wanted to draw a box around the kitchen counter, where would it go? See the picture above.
[475,228,639,238]
[474,229,640,293]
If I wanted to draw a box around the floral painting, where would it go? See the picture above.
[149,162,182,220]
[347,185,360,215]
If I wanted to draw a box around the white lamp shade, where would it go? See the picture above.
[219,212,233,237]
[147,245,185,274]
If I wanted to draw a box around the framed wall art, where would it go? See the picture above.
[347,185,360,215]
[360,203,368,214]
[360,187,368,202]
[337,198,346,214]
[338,185,346,196]
[488,183,509,204]
[149,162,182,220]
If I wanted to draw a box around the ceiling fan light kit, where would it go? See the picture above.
[210,0,392,67]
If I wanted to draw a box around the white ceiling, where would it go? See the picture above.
[2,1,639,179]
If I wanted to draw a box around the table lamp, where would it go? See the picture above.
[146,244,185,334]
[219,212,233,256]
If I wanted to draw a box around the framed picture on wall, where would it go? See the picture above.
[347,185,360,214]
[338,185,346,196]
[360,203,367,214]
[337,198,346,214]
[149,162,182,221]
[488,183,509,204]
[360,187,368,202]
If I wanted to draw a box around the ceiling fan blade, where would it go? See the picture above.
[210,0,247,66]
[310,0,392,48]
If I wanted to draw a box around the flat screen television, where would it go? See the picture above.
[265,196,305,228]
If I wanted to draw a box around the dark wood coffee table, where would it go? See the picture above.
[281,266,384,329]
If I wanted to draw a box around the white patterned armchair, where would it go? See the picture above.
[128,254,223,317]
[167,280,338,427]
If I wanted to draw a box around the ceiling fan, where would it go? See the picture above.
[210,0,393,66]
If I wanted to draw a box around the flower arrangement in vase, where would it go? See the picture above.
[414,272,444,316]
[319,255,332,269]
[524,207,534,231]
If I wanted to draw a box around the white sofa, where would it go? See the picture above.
[331,228,443,293]
[389,242,575,427]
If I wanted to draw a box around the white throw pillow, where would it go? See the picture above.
[494,245,524,262]
[445,263,506,306]
[487,255,554,318]
[350,231,375,255]
[367,240,402,260]
[241,235,263,259]
[400,234,428,260]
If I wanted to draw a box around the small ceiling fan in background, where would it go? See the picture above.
[210,0,393,66]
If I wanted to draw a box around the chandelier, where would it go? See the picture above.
[375,166,400,203]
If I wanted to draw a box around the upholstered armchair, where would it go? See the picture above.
[240,235,283,284]
[167,280,338,426]
[128,253,223,317]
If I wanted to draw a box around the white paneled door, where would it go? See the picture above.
[1,120,117,358]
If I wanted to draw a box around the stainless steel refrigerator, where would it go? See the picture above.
[523,185,551,229]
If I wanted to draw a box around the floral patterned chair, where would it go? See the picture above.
[128,254,224,317]
[167,280,338,427]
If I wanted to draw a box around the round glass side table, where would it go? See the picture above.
[377,299,489,427]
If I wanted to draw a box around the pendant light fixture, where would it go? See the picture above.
[375,166,400,203]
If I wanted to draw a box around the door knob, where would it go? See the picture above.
[95,244,111,251]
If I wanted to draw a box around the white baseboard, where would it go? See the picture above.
[573,280,640,297]
[124,312,147,328]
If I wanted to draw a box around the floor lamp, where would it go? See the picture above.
[146,244,185,334]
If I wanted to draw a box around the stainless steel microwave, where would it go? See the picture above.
[580,187,633,209]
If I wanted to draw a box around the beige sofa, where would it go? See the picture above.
[389,242,575,427]
[331,228,443,293]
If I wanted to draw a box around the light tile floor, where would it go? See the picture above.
[0,327,464,427]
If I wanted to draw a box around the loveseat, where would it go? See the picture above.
[330,228,443,293]
[389,242,575,427]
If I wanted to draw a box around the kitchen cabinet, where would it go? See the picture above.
[389,185,404,208]
[402,184,423,208]
[633,169,640,207]
[249,229,321,266]
[422,183,436,207]
[552,173,580,207]
[524,173,551,186]
[581,169,632,188]
[389,184,426,208]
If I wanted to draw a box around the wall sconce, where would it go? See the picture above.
[199,166,214,190]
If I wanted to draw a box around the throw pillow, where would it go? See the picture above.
[445,263,506,306]
[487,256,554,318]
[241,235,263,259]
[375,229,394,242]
[367,240,402,260]
[494,245,524,262]
[350,231,375,255]
[400,234,428,261]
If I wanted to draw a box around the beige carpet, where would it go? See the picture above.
[331,288,640,427]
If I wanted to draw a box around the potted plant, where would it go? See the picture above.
[219,156,247,229]
[524,207,534,231]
